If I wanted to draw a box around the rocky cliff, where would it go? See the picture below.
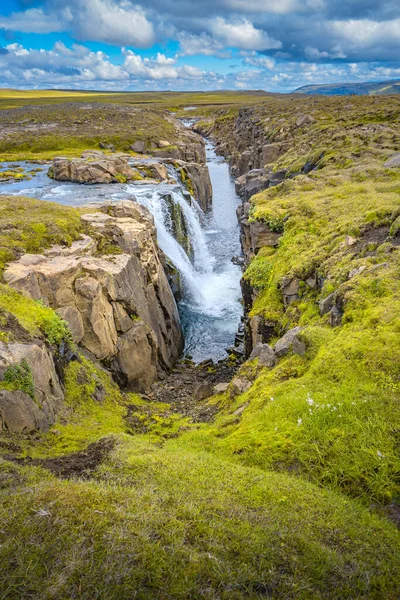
[3,200,183,412]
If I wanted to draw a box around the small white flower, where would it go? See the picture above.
[377,450,384,458]
[297,418,303,426]
[270,397,274,402]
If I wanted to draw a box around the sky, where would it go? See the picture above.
[0,0,399,92]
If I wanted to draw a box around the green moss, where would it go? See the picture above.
[114,173,127,183]
[0,285,71,346]
[179,167,195,196]
[1,358,35,398]
[0,195,84,272]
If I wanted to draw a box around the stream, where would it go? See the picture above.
[0,138,243,363]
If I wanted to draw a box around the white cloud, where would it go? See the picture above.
[63,0,155,47]
[207,17,282,51]
[178,32,230,58]
[123,49,205,80]
[221,0,299,14]
[0,8,63,34]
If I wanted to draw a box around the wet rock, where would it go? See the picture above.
[231,255,245,267]
[319,293,335,316]
[193,381,213,401]
[274,327,304,357]
[180,162,212,211]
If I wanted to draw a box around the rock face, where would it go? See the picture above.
[180,162,213,211]
[237,202,283,262]
[4,201,184,392]
[0,341,64,433]
[49,153,140,184]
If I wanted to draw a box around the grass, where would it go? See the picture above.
[0,195,84,273]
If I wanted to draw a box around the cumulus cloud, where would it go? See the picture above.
[207,17,281,51]
[0,1,155,48]
[1,0,400,91]
[123,50,204,80]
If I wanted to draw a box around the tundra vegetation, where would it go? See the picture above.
[0,90,399,599]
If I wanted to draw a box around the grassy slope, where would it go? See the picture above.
[1,359,399,599]
[0,93,399,598]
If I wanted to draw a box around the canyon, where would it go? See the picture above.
[0,92,399,599]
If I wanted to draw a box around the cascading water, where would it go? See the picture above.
[0,136,243,362]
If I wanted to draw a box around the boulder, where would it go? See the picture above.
[0,341,64,432]
[99,141,115,152]
[319,293,335,316]
[330,305,342,328]
[230,378,251,397]
[262,144,283,165]
[250,343,276,367]
[158,140,172,148]
[4,201,184,391]
[131,141,146,153]
[282,277,301,306]
[296,114,316,128]
[0,390,48,433]
[274,327,304,357]
[383,154,400,168]
[213,382,230,394]
[49,153,139,184]
[193,381,213,401]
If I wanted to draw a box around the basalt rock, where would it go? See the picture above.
[274,327,305,357]
[49,153,139,184]
[4,201,184,392]
[0,341,64,433]
[179,162,213,211]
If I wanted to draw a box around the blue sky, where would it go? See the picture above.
[0,0,399,92]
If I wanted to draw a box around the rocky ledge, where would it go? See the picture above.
[4,201,184,393]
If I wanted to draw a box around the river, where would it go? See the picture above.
[0,138,243,362]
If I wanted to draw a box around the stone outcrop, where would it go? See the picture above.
[235,168,287,202]
[153,117,206,164]
[49,152,141,184]
[179,162,213,211]
[237,202,283,262]
[4,201,184,392]
[0,341,64,433]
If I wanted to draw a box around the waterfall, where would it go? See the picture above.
[128,184,212,306]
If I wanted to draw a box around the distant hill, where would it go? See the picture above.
[293,79,400,96]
